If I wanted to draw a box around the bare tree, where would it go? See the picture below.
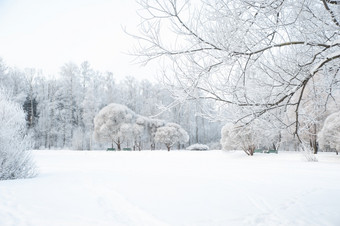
[134,0,340,141]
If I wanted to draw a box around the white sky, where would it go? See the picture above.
[0,0,157,80]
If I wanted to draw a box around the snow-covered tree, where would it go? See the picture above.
[82,81,98,150]
[221,123,257,156]
[132,116,147,151]
[221,119,279,156]
[318,111,340,155]
[147,118,166,150]
[60,62,81,147]
[23,68,39,129]
[134,0,340,141]
[93,103,136,150]
[0,88,36,180]
[154,123,189,151]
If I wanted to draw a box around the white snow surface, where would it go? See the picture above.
[1,150,340,226]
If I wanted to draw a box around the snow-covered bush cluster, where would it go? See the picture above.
[186,144,209,151]
[94,103,189,151]
[0,88,36,180]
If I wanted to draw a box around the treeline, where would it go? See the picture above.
[0,59,221,150]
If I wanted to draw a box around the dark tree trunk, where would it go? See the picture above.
[311,123,318,154]
[272,143,276,151]
[244,145,255,156]
[249,146,255,156]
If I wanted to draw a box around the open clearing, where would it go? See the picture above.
[0,150,340,226]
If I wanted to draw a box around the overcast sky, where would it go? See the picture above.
[0,0,157,80]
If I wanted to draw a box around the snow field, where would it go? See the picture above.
[0,150,340,226]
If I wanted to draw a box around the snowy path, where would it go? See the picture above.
[0,150,340,226]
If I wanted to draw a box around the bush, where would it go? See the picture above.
[186,144,209,151]
[0,89,36,180]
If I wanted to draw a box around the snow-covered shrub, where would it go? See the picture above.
[221,119,281,156]
[221,122,259,155]
[318,111,340,155]
[221,121,259,156]
[93,103,136,150]
[0,88,36,180]
[186,144,209,151]
[155,123,189,151]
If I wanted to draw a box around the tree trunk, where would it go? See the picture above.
[272,143,277,151]
[63,122,66,147]
[245,145,255,156]
[195,115,199,144]
[167,145,171,151]
[312,140,318,154]
[89,136,92,151]
[311,123,318,154]
[29,87,34,128]
[117,138,121,151]
[249,146,254,156]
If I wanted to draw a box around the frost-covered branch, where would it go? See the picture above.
[134,0,340,140]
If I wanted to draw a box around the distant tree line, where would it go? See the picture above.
[0,58,221,150]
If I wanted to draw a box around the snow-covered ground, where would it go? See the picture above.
[0,150,340,226]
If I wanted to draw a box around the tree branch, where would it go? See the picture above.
[321,0,340,27]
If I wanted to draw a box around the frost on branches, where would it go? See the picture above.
[93,103,136,150]
[154,123,189,151]
[318,111,340,155]
[221,123,259,156]
[134,0,340,143]
[94,103,173,151]
[221,119,281,156]
[0,89,36,180]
